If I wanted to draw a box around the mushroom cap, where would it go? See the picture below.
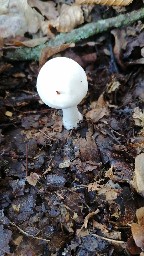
[36,57,88,109]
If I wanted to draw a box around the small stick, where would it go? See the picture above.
[10,221,50,243]
[92,233,126,246]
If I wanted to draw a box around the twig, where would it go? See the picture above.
[92,233,126,246]
[10,221,50,243]
[4,7,144,61]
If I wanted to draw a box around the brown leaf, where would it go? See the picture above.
[132,153,144,197]
[77,209,99,236]
[13,37,48,48]
[78,132,99,162]
[0,63,13,75]
[39,43,75,68]
[48,4,84,33]
[126,236,142,255]
[0,0,43,38]
[133,107,144,130]
[28,0,58,20]
[131,223,144,250]
[86,94,109,123]
[88,180,121,201]
[106,74,121,93]
[111,29,127,69]
[136,207,144,226]
[13,235,23,246]
[26,172,40,186]
[88,182,99,192]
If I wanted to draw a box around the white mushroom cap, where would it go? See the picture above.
[36,57,88,129]
[36,57,88,109]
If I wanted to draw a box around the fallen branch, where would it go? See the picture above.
[4,7,144,61]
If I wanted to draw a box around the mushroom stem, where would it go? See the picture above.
[62,106,83,130]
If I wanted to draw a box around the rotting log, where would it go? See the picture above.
[4,7,144,61]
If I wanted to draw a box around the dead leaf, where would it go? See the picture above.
[0,0,9,14]
[106,75,121,93]
[13,37,48,48]
[12,204,20,213]
[5,111,13,117]
[0,63,13,75]
[48,4,84,33]
[86,93,109,122]
[26,172,40,186]
[111,29,127,69]
[0,0,43,38]
[131,223,144,250]
[132,153,144,197]
[39,43,75,68]
[13,235,23,246]
[136,207,144,226]
[78,131,100,162]
[88,182,99,192]
[88,180,121,201]
[28,0,58,20]
[125,31,144,59]
[77,209,99,236]
[126,236,142,255]
[133,107,144,130]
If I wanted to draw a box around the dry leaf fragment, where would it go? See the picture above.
[136,207,144,226]
[86,94,109,123]
[77,209,99,236]
[13,235,23,246]
[59,160,71,168]
[48,4,84,33]
[75,0,133,6]
[131,223,144,250]
[0,0,9,14]
[133,107,144,130]
[39,43,75,68]
[132,153,144,197]
[78,131,99,162]
[26,172,40,186]
[28,0,58,20]
[5,111,13,117]
[13,37,48,48]
[0,0,44,38]
[130,207,144,252]
[106,77,120,93]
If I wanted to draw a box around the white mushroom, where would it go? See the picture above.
[36,57,88,130]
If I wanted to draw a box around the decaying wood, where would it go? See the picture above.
[76,0,133,6]
[4,7,144,61]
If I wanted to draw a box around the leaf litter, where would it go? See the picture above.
[0,0,144,255]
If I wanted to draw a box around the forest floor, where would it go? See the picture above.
[0,1,144,255]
